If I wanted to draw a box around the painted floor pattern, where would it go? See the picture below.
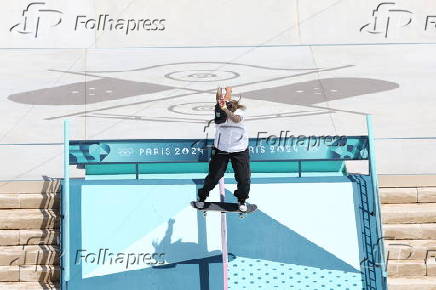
[228,257,363,289]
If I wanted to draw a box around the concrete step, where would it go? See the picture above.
[0,246,58,266]
[0,181,60,195]
[379,175,436,188]
[20,265,59,282]
[0,194,59,209]
[380,187,418,204]
[384,224,436,240]
[388,277,436,290]
[388,260,426,277]
[0,266,18,282]
[385,240,436,260]
[0,210,58,230]
[0,230,59,246]
[419,187,436,203]
[382,203,436,224]
[0,265,59,282]
[0,282,58,290]
[380,187,436,204]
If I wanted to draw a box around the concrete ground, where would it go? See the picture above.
[0,45,435,179]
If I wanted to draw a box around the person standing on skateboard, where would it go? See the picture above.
[197,87,251,212]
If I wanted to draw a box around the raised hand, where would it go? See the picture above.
[224,87,232,101]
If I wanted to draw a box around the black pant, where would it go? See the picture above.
[199,146,251,202]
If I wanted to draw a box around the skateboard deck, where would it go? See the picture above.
[191,201,257,214]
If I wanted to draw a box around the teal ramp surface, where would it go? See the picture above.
[224,177,371,289]
[67,178,224,290]
[65,175,381,290]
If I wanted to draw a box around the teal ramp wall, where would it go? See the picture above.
[226,177,367,289]
[68,178,224,290]
[65,174,381,290]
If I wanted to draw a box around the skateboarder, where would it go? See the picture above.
[197,87,251,212]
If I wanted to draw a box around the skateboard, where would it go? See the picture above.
[191,201,257,218]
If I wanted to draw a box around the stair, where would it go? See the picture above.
[388,277,436,290]
[0,181,60,290]
[379,176,436,290]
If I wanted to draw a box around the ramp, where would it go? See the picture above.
[61,117,387,290]
[226,177,370,289]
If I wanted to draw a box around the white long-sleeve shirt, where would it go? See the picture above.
[214,109,248,152]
